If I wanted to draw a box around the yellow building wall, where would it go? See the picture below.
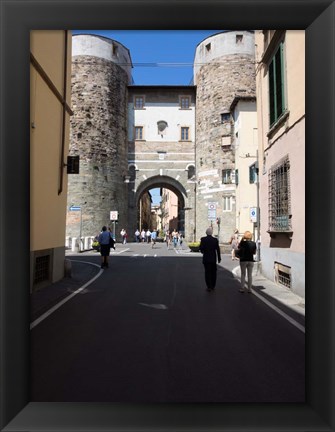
[30,30,72,287]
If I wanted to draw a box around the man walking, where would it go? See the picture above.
[199,227,221,291]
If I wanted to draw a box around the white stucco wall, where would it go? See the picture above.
[72,34,133,83]
[193,30,255,82]
[128,102,195,142]
[234,100,258,236]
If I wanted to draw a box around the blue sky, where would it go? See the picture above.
[72,30,223,86]
[72,30,223,204]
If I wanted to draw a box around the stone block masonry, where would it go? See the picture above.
[194,32,256,243]
[66,55,130,241]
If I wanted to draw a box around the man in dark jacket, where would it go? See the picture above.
[199,227,221,291]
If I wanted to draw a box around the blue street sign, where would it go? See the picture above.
[69,206,81,211]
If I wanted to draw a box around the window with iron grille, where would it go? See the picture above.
[34,255,50,284]
[268,156,291,232]
[274,262,291,289]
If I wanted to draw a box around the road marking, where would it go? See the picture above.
[112,248,129,255]
[139,303,168,310]
[232,267,305,334]
[30,260,103,330]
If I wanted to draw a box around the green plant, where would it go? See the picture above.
[188,242,200,247]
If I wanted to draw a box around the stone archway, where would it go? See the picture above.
[127,175,196,242]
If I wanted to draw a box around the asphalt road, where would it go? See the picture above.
[30,242,305,403]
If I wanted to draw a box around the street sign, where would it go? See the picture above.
[250,207,258,222]
[207,202,217,221]
[110,211,118,221]
[69,206,81,211]
[208,202,217,210]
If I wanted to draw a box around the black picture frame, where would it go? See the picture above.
[1,0,334,431]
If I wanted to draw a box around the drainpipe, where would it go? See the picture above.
[58,30,69,195]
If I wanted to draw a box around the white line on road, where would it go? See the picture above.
[30,261,103,330]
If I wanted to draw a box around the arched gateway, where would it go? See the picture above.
[66,34,196,243]
[128,174,195,242]
[66,32,256,246]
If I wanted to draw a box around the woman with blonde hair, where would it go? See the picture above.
[237,230,257,293]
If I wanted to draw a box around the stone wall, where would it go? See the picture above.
[66,55,130,241]
[194,33,256,243]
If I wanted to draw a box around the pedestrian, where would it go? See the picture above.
[151,229,157,248]
[135,229,140,243]
[98,226,113,269]
[120,228,127,244]
[237,230,257,293]
[146,229,151,243]
[165,230,171,249]
[199,227,221,292]
[172,229,178,248]
[230,229,239,260]
[141,229,146,243]
[177,232,183,249]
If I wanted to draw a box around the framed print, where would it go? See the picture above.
[0,0,334,431]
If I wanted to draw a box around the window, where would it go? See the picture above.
[180,96,190,109]
[236,34,243,44]
[221,136,231,148]
[112,43,118,55]
[269,42,286,127]
[181,127,190,141]
[221,113,230,123]
[222,169,233,184]
[249,163,258,184]
[134,96,144,109]
[268,156,291,232]
[206,43,211,52]
[187,165,195,180]
[223,196,232,211]
[135,126,143,140]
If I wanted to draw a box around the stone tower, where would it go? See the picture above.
[66,34,133,240]
[193,30,256,242]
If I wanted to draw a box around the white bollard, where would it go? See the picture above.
[71,237,77,252]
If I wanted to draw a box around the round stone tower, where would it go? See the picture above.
[66,34,133,242]
[193,30,256,242]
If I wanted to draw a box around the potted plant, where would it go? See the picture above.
[188,241,201,252]
[92,240,100,252]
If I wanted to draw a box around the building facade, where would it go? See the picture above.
[66,32,257,246]
[127,85,196,240]
[30,30,72,291]
[193,30,256,242]
[255,30,305,297]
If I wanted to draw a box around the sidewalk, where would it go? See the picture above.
[223,258,305,327]
[31,259,100,323]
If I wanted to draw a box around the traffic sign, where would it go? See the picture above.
[250,207,258,222]
[69,206,81,211]
[110,211,118,221]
